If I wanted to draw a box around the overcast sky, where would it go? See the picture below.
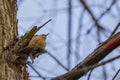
[17,0,120,80]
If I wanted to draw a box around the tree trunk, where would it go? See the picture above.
[0,0,28,80]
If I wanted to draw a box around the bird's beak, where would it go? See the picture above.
[46,33,49,36]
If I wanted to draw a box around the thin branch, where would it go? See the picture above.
[75,9,85,60]
[80,0,104,30]
[109,22,120,38]
[53,54,120,80]
[98,0,117,20]
[28,63,46,80]
[112,67,120,80]
[87,0,117,33]
[102,65,107,80]
[14,19,51,51]
[67,0,72,69]
[47,51,69,71]
[36,19,52,32]
[87,69,94,80]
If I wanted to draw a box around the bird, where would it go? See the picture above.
[15,33,49,64]
[27,33,49,63]
[28,34,49,49]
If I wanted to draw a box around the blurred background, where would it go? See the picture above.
[17,0,120,80]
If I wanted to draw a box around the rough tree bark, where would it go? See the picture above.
[0,1,51,79]
[0,0,28,80]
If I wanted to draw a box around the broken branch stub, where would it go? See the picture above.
[12,19,51,64]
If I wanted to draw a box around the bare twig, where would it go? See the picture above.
[47,51,69,71]
[67,0,72,69]
[112,67,120,80]
[87,69,94,80]
[36,19,52,32]
[87,0,117,33]
[14,19,51,51]
[98,0,117,20]
[75,9,85,60]
[53,54,120,80]
[28,63,46,80]
[80,0,104,30]
[109,22,120,38]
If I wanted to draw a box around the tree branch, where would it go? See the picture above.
[52,32,120,80]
